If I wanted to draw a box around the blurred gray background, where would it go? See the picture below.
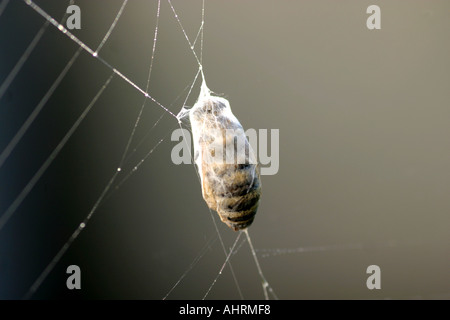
[0,0,449,299]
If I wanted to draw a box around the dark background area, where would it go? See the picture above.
[0,0,449,299]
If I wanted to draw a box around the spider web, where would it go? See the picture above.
[1,0,450,300]
[0,0,278,300]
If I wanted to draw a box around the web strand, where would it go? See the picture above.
[0,46,81,170]
[21,72,115,299]
[203,231,242,300]
[22,0,176,118]
[200,0,205,65]
[0,20,48,103]
[117,0,161,169]
[121,84,189,169]
[163,234,218,300]
[0,0,74,105]
[167,0,205,82]
[257,239,435,258]
[94,0,128,56]
[0,0,10,18]
[244,229,279,300]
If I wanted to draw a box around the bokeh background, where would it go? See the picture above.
[0,0,449,299]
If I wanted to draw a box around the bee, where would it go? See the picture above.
[189,83,261,231]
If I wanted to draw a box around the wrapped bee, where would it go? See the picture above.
[187,82,261,231]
